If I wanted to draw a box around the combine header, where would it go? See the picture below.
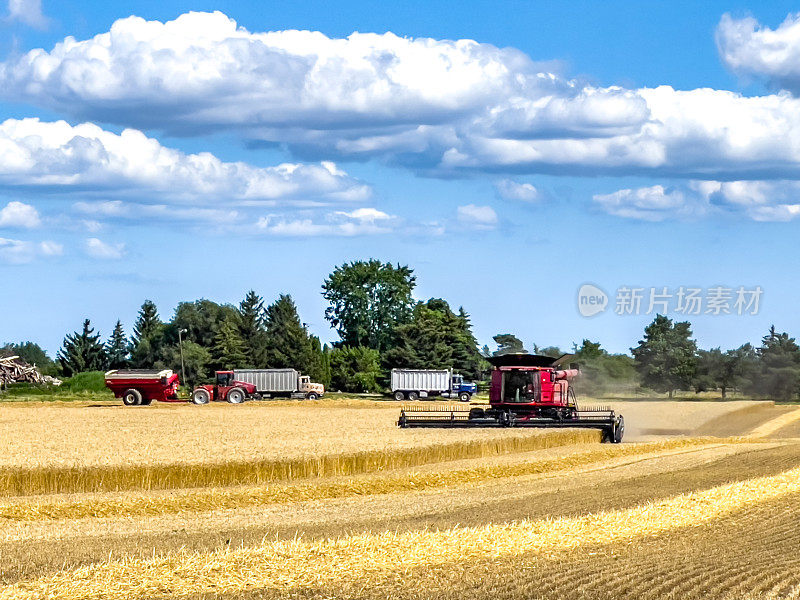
[398,353,624,443]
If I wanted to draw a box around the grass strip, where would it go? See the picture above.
[1,437,734,522]
[2,456,798,600]
[0,429,600,497]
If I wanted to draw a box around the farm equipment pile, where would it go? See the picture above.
[398,353,625,443]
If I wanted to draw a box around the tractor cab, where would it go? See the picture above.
[216,371,235,388]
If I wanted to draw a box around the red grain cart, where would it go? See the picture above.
[105,369,181,406]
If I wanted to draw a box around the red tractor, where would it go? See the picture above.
[398,353,624,443]
[191,371,257,405]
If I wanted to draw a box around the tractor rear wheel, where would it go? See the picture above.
[408,391,419,401]
[227,388,246,404]
[192,389,211,405]
[393,391,405,401]
[122,389,142,406]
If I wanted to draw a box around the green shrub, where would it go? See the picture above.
[63,371,107,393]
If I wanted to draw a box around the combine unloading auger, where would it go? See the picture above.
[397,353,625,443]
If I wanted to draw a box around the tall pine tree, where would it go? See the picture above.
[105,320,129,369]
[212,316,248,369]
[264,294,313,371]
[130,300,164,368]
[238,290,268,368]
[57,319,107,376]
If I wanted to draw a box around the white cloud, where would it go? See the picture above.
[73,200,237,224]
[0,118,369,205]
[256,207,397,237]
[716,13,800,94]
[495,179,540,202]
[593,185,692,221]
[6,0,48,29]
[85,237,125,259]
[0,237,61,263]
[0,200,40,227]
[456,204,498,229]
[594,179,800,222]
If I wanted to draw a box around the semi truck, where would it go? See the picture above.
[191,369,325,404]
[391,368,478,402]
[105,369,181,405]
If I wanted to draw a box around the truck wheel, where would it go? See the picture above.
[306,392,319,400]
[408,391,419,401]
[459,392,471,402]
[393,391,405,401]
[192,389,211,405]
[122,389,142,406]
[227,387,246,404]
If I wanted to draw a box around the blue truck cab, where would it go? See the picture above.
[451,373,478,401]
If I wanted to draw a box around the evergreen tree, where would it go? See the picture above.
[264,294,313,371]
[130,300,164,368]
[322,260,416,352]
[212,316,248,369]
[746,326,800,400]
[384,299,485,380]
[57,319,107,376]
[631,315,697,397]
[492,333,526,355]
[105,320,129,369]
[238,290,268,368]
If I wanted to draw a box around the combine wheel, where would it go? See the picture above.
[227,387,246,404]
[393,391,405,401]
[458,392,471,402]
[468,407,485,420]
[306,392,319,401]
[192,389,211,405]
[500,411,516,427]
[408,391,419,401]
[122,388,142,406]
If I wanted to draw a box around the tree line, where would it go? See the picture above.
[3,260,800,400]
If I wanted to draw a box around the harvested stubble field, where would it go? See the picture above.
[1,397,800,599]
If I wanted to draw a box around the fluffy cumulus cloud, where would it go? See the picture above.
[0,237,61,263]
[255,207,397,236]
[594,179,800,222]
[0,200,40,227]
[716,13,800,94]
[495,179,540,202]
[456,204,498,229]
[85,237,125,259]
[593,185,693,221]
[0,118,369,205]
[10,12,800,181]
[6,0,48,29]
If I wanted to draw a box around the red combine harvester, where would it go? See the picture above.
[105,369,181,406]
[398,353,624,443]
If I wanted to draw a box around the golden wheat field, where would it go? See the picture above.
[1,398,800,599]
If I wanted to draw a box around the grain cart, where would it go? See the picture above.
[233,368,325,399]
[391,368,478,402]
[397,354,624,443]
[105,369,181,406]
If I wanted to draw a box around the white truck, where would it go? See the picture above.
[232,368,324,400]
[390,368,478,402]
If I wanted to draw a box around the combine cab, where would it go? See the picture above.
[398,354,624,443]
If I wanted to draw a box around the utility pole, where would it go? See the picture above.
[178,328,188,395]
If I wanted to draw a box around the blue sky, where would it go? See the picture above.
[2,0,800,357]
